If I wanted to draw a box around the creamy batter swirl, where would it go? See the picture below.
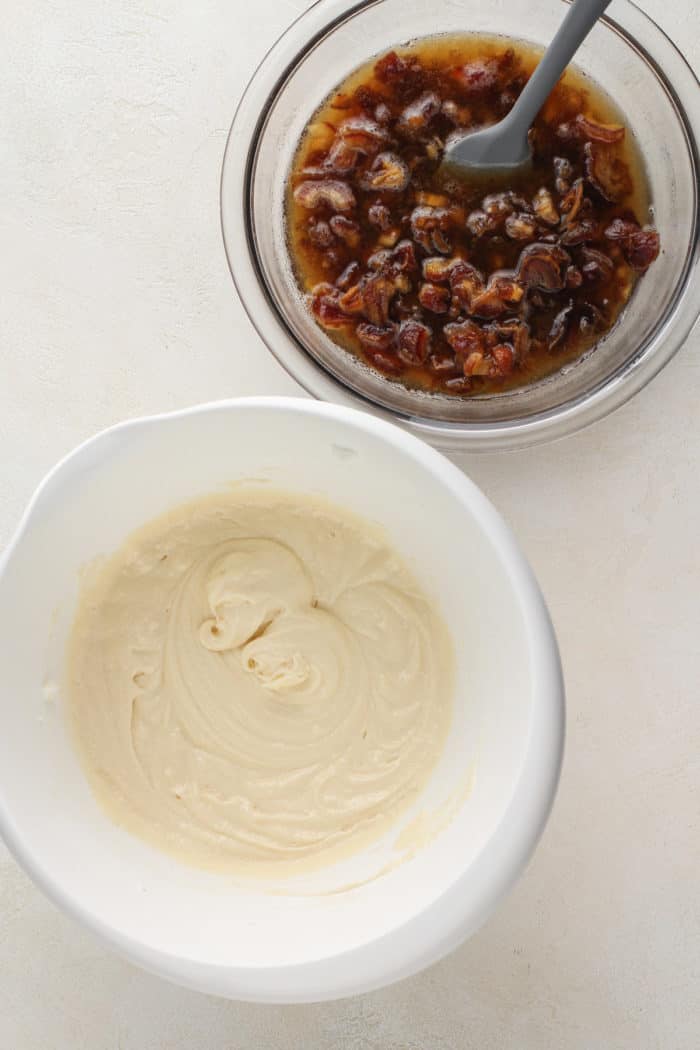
[68,489,454,876]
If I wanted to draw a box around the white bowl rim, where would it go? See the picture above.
[0,396,565,1002]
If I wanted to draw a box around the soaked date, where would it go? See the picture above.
[288,35,660,396]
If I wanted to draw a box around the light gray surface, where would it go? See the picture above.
[1,1,698,1046]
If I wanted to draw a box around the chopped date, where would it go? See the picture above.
[548,303,574,350]
[353,85,380,115]
[505,212,538,240]
[419,282,451,314]
[450,262,486,310]
[517,243,570,291]
[470,275,524,318]
[624,230,660,271]
[570,114,625,143]
[335,261,361,290]
[374,50,412,83]
[560,178,584,223]
[578,301,606,335]
[398,92,441,134]
[463,350,491,376]
[565,265,584,289]
[336,116,389,154]
[491,343,516,376]
[532,187,559,226]
[553,155,573,194]
[290,37,660,396]
[604,217,640,241]
[308,220,334,248]
[359,152,410,192]
[325,137,360,174]
[363,272,400,325]
[294,179,356,212]
[356,323,397,350]
[429,351,461,374]
[456,57,506,95]
[584,142,633,202]
[367,248,391,271]
[329,215,361,246]
[423,256,457,282]
[389,239,418,273]
[560,217,599,245]
[337,283,366,314]
[367,203,392,229]
[411,205,454,253]
[444,319,485,357]
[398,320,432,364]
[491,318,530,357]
[483,191,523,220]
[580,247,614,282]
[310,284,353,329]
[604,219,660,270]
[466,209,497,237]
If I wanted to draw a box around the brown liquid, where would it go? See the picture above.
[287,35,657,396]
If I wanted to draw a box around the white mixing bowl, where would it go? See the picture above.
[0,397,563,1002]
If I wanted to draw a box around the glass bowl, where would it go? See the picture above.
[221,0,700,451]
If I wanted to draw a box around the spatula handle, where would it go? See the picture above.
[508,0,612,131]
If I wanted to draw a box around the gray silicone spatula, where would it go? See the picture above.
[442,0,611,175]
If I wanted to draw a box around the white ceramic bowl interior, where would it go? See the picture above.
[0,398,563,1001]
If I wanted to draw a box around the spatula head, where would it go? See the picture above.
[441,120,533,178]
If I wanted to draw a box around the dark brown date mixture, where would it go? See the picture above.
[287,36,661,396]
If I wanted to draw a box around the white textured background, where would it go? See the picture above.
[1,2,698,1047]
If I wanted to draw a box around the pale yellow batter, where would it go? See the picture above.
[67,488,454,876]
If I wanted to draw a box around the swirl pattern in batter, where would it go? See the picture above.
[68,488,454,876]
